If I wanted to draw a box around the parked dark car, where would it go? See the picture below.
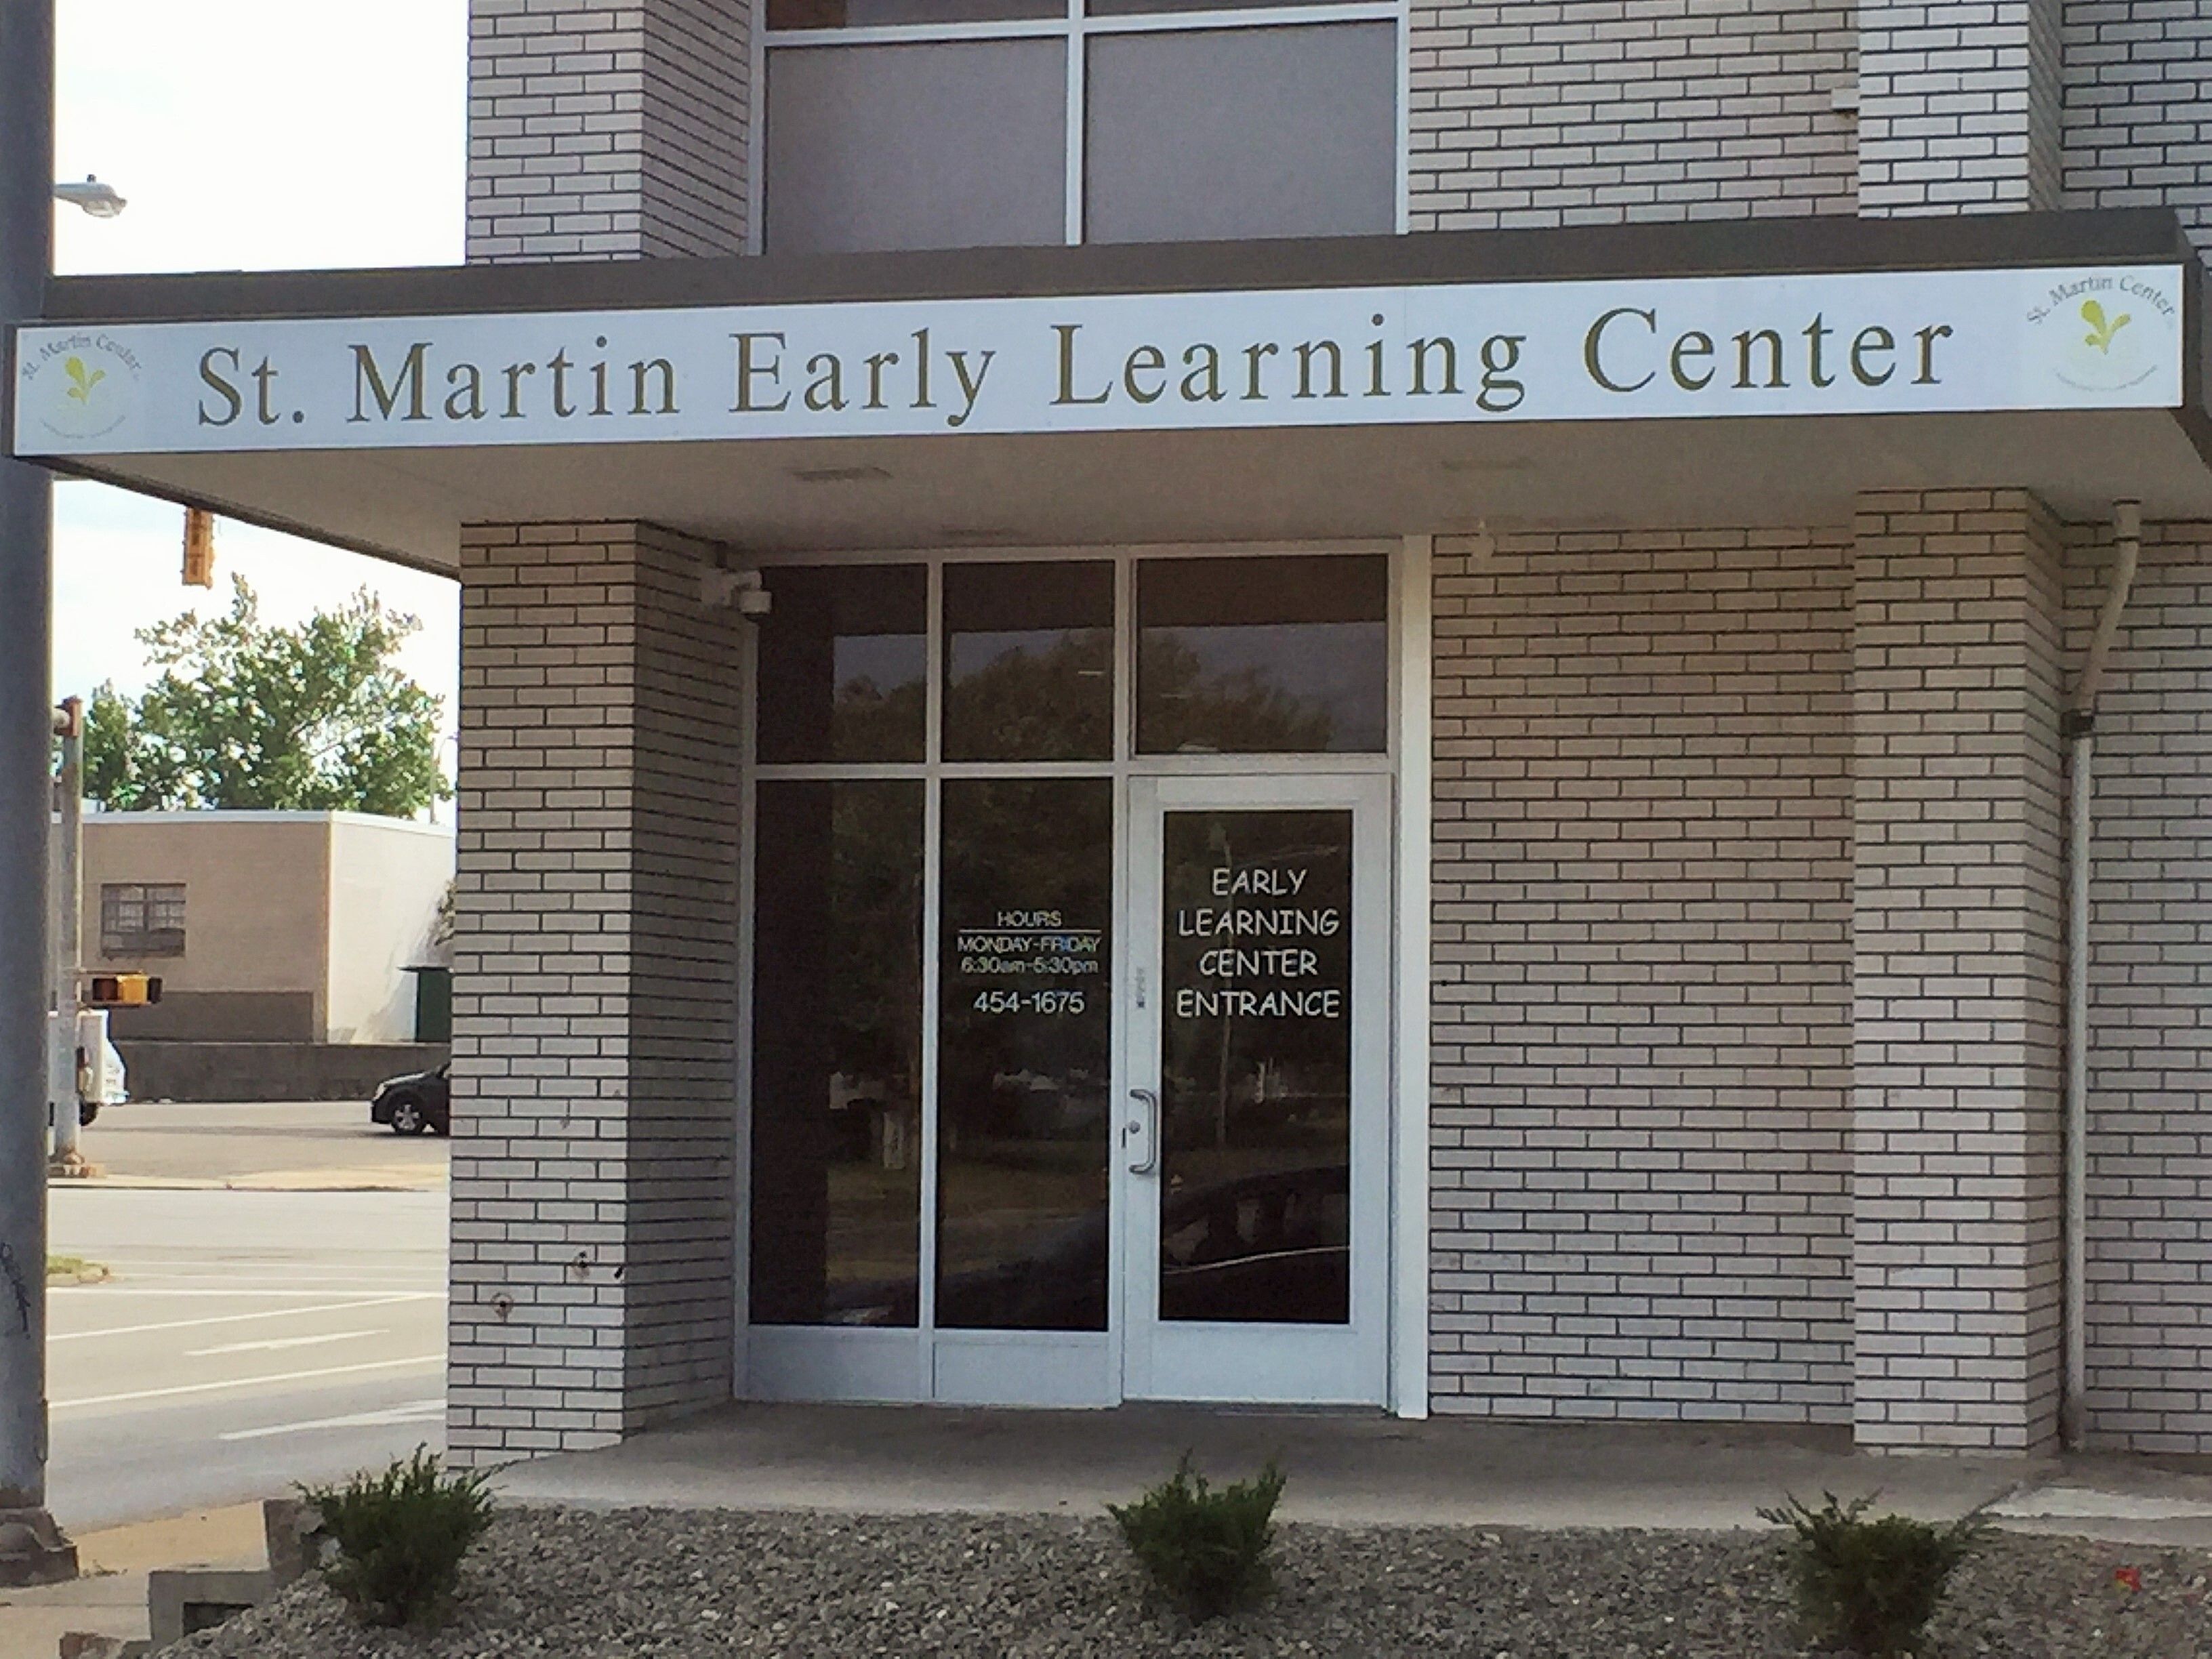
[370,1061,451,1136]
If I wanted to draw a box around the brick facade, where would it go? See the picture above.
[2069,522,2212,1454]
[441,0,2212,1456]
[2062,0,2212,237]
[446,521,742,1465]
[1858,0,2065,216]
[1848,489,2068,1452]
[467,0,750,262]
[1429,527,1856,1422]
[1406,0,1858,230]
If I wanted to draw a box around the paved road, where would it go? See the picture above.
[79,1097,447,1186]
[44,1107,449,1531]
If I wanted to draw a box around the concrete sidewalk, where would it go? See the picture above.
[491,1404,2212,1548]
[0,1504,263,1658]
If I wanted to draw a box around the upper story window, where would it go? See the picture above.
[760,0,1398,255]
[101,882,186,958]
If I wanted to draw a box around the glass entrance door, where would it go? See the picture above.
[1122,773,1391,1404]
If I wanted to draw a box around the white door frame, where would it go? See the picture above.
[1120,770,1395,1406]
[734,538,1427,1416]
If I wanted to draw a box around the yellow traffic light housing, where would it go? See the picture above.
[85,973,161,1007]
[182,507,216,588]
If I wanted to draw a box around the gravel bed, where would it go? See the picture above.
[163,1507,2212,1658]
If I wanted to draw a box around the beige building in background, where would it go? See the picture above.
[84,811,453,1044]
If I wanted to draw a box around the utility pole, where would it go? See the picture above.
[0,0,79,1587]
[49,697,87,1177]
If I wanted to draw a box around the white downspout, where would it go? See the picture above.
[2062,498,2139,1449]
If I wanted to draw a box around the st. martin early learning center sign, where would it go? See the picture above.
[12,264,2186,458]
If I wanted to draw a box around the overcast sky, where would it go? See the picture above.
[52,1,466,759]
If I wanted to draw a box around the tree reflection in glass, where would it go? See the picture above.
[750,779,925,1325]
[1136,555,1388,755]
[758,564,928,763]
[1158,808,1353,1324]
[937,778,1113,1329]
[943,562,1113,761]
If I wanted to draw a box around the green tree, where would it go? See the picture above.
[84,575,451,816]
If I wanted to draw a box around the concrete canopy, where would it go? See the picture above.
[20,208,2212,572]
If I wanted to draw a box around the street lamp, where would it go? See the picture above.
[1,0,114,1590]
[51,175,125,219]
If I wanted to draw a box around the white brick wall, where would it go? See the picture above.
[467,0,749,262]
[2062,0,2212,236]
[1407,0,1858,230]
[1430,527,1856,1422]
[1858,0,2065,214]
[1849,489,2066,1452]
[2067,520,2212,1454]
[446,521,741,1464]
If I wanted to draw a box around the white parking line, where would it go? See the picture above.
[52,1292,443,1340]
[220,1398,445,1442]
[187,1330,383,1357]
[55,1355,445,1411]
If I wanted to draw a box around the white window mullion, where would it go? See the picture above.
[1065,0,1086,245]
[916,559,946,1389]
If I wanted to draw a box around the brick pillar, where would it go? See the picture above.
[467,0,751,262]
[445,522,741,1465]
[1850,489,2067,1452]
[1857,0,2063,214]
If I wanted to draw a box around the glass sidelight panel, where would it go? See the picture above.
[1136,555,1389,755]
[750,779,926,1326]
[937,779,1114,1328]
[1158,808,1352,1324]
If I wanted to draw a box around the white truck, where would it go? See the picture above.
[49,1007,126,1126]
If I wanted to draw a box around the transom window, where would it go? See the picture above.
[100,882,186,958]
[758,0,1402,253]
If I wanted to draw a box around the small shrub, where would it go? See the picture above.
[298,1446,495,1629]
[1759,1490,1994,1658]
[1108,1451,1286,1623]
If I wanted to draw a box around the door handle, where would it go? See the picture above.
[1126,1087,1160,1175]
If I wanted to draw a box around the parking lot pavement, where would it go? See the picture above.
[47,1185,449,1532]
[68,1098,447,1188]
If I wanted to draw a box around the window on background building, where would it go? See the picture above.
[100,882,186,957]
[760,0,1397,253]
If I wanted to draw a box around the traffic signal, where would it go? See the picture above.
[85,973,161,1007]
[182,507,216,588]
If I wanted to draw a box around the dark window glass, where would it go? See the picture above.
[769,0,1057,25]
[757,565,927,763]
[937,779,1113,1330]
[1136,555,1388,754]
[750,779,925,1326]
[1158,809,1352,1324]
[1089,0,1356,14]
[943,561,1114,761]
[99,882,186,957]
[764,43,1067,254]
[1084,24,1397,244]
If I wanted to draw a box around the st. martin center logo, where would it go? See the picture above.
[2026,271,2178,397]
[19,332,140,443]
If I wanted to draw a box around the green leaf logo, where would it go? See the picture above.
[62,355,106,404]
[2082,298,2132,354]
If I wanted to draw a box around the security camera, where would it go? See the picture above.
[701,565,770,616]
